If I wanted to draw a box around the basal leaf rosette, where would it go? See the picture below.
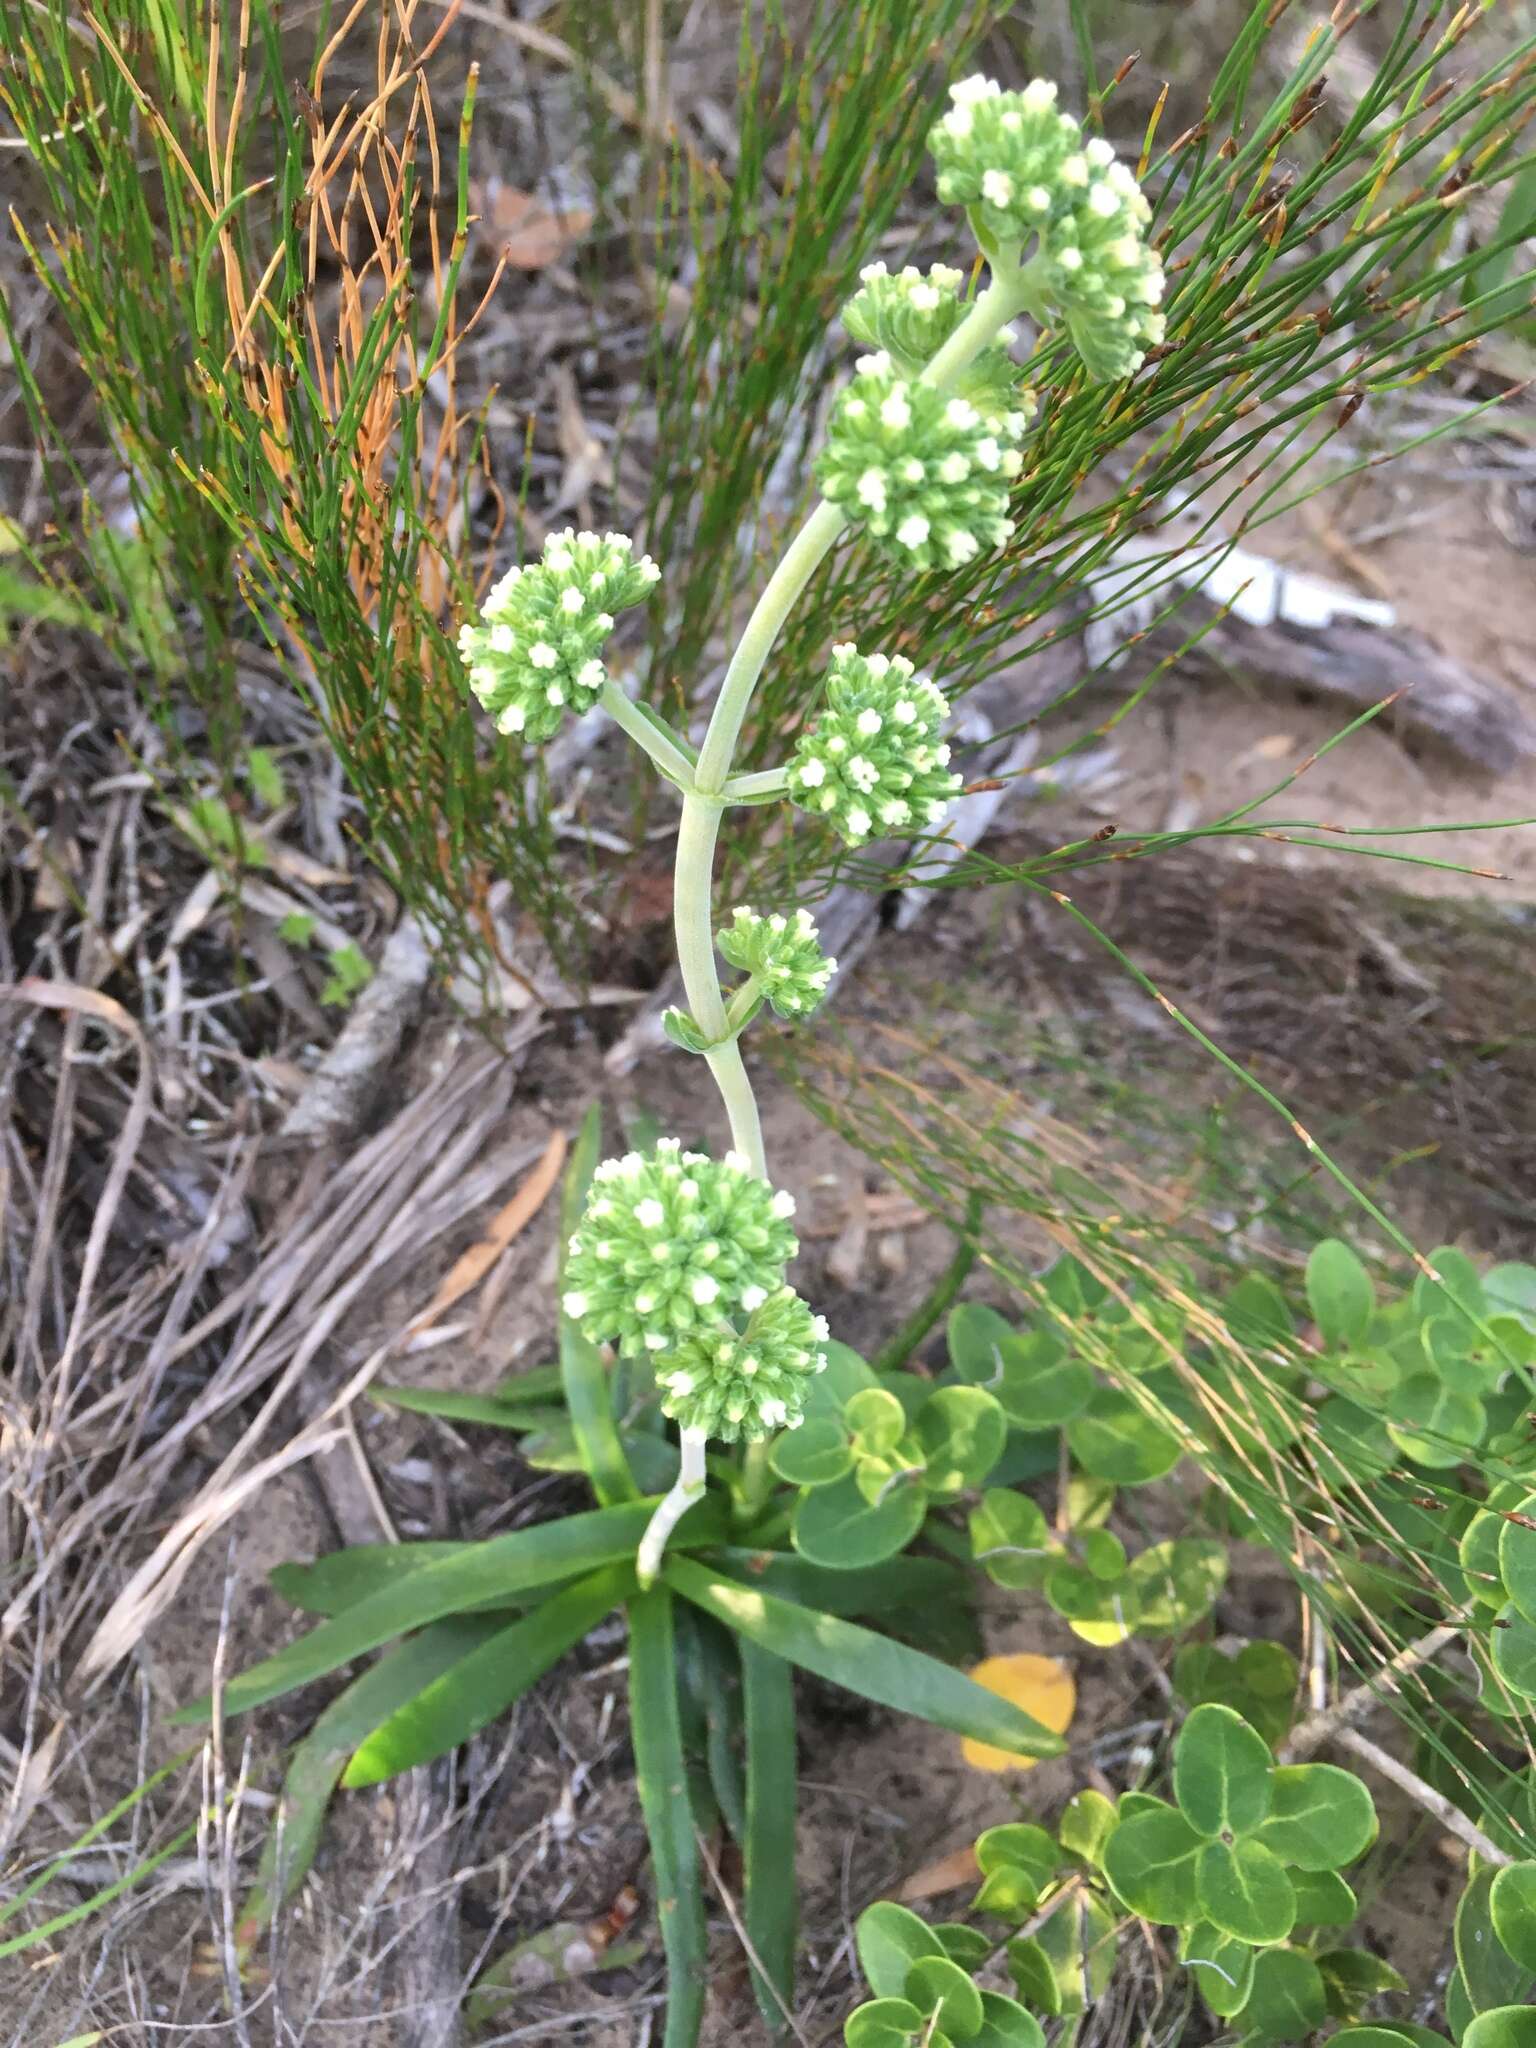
[787,644,963,846]
[841,262,1028,423]
[657,1285,830,1443]
[718,905,837,1019]
[816,351,1027,572]
[929,76,1166,381]
[562,1140,798,1359]
[458,527,660,742]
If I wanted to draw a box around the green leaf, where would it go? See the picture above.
[946,1303,1017,1381]
[1065,1388,1181,1485]
[742,1642,797,2033]
[1461,1511,1512,1612]
[342,1565,629,1786]
[319,942,372,1006]
[1332,2033,1449,2048]
[1128,1538,1228,1636]
[1416,1247,1488,1323]
[560,1317,639,1506]
[914,1386,1007,1498]
[1386,1375,1486,1468]
[1103,1803,1206,1922]
[270,1542,475,1617]
[792,1470,926,1569]
[1181,1920,1257,2017]
[933,1925,992,1969]
[1175,1703,1276,1837]
[1500,1500,1536,1628]
[1307,1240,1375,1349]
[1005,1937,1060,2017]
[370,1384,566,1431]
[1032,1888,1116,2016]
[1460,1867,1536,2016]
[1058,1789,1117,1867]
[1488,1265,1536,1328]
[707,1549,963,1620]
[1226,1273,1295,1345]
[905,1956,983,2039]
[1290,1868,1358,1927]
[1318,1948,1410,2019]
[664,1559,1065,1759]
[1490,1604,1536,1702]
[806,1341,880,1419]
[1491,1864,1536,1974]
[857,1901,947,2000]
[629,1587,706,2048]
[972,1824,1060,1911]
[770,1414,854,1487]
[1256,1764,1378,1870]
[971,1991,1045,2048]
[1196,1838,1296,1945]
[1237,1947,1327,2041]
[1316,1399,1397,1483]
[1463,2015,1536,2048]
[845,1998,926,2048]
[177,1499,714,1722]
[969,1490,1054,1591]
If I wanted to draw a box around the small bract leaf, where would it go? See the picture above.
[1196,1838,1296,1945]
[975,1822,1059,1886]
[1490,1862,1536,1973]
[1103,1803,1206,1922]
[960,1655,1076,1774]
[1307,1240,1375,1349]
[856,1901,947,2000]
[1175,1703,1276,1837]
[1256,1764,1377,1870]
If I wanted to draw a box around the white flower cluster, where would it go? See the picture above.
[787,644,962,846]
[717,905,836,1020]
[929,75,1167,381]
[841,262,1028,423]
[458,528,660,744]
[659,1285,830,1443]
[816,351,1027,571]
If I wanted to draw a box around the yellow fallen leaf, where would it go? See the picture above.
[961,1653,1076,1773]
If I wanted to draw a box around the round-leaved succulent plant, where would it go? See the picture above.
[458,527,660,742]
[787,644,963,844]
[563,1140,800,1360]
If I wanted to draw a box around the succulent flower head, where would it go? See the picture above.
[563,1140,799,1361]
[657,1285,830,1443]
[816,351,1027,572]
[787,643,963,846]
[842,262,1027,422]
[928,75,1166,381]
[459,528,660,743]
[717,905,837,1019]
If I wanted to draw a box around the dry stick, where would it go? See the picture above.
[1331,1726,1511,1868]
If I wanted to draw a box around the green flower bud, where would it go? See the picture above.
[563,1139,799,1361]
[841,261,1029,422]
[786,643,963,846]
[657,1285,830,1443]
[817,351,1027,572]
[928,75,1166,381]
[459,527,660,743]
[717,905,837,1019]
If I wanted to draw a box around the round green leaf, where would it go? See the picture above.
[847,1387,909,1457]
[1500,1499,1536,1627]
[856,1901,946,2000]
[1416,1246,1488,1322]
[1307,1240,1375,1350]
[1128,1538,1228,1636]
[1005,1937,1060,2017]
[1257,1763,1377,1870]
[905,1956,984,2040]
[1463,2012,1536,2048]
[1197,1838,1296,1945]
[1422,1314,1504,1395]
[1065,1388,1181,1485]
[1031,1888,1117,2015]
[1175,1703,1276,1837]
[1103,1803,1206,1922]
[1386,1374,1485,1468]
[972,1992,1045,2048]
[793,1472,925,1571]
[1492,1864,1536,1974]
[915,1385,1008,1498]
[1491,1604,1536,1702]
[1237,1947,1328,2041]
[1045,1558,1133,1635]
[934,1924,992,1968]
[1001,1337,1095,1428]
[1331,2032,1441,2048]
[976,1823,1059,1887]
[947,1303,1018,1381]
[969,1490,1054,1591]
[770,1414,854,1487]
[1059,1789,1117,1867]
[1290,1867,1358,1927]
[1462,1510,1511,1612]
[846,1997,926,2048]
[1181,1920,1257,2017]
[1487,1264,1536,1326]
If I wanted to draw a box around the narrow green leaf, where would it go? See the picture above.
[742,1641,798,2034]
[629,1587,706,2048]
[341,1566,629,1787]
[270,1542,475,1616]
[705,1548,963,1618]
[370,1385,565,1430]
[665,1559,1064,1758]
[560,1318,639,1505]
[178,1499,720,1722]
